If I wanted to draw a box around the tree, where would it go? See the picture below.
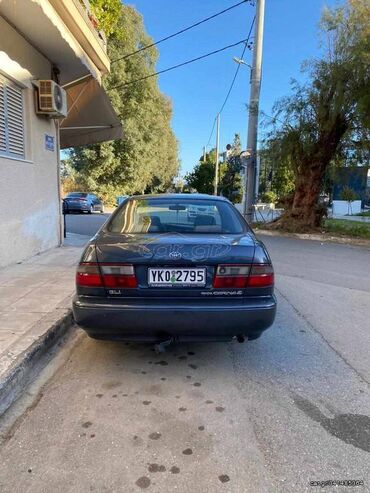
[258,142,295,201]
[340,186,358,214]
[67,4,179,205]
[185,149,216,194]
[219,134,243,203]
[263,0,369,231]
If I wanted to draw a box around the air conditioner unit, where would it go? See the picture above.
[36,80,68,117]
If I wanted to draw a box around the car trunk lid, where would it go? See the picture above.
[94,232,256,298]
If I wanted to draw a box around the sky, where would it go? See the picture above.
[129,0,339,175]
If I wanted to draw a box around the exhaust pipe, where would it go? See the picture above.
[154,337,175,354]
[236,335,245,343]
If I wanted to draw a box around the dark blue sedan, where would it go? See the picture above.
[73,194,276,344]
[64,192,104,214]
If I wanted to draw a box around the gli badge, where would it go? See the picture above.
[169,251,182,260]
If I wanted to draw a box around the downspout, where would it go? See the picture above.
[52,66,63,246]
[55,119,63,246]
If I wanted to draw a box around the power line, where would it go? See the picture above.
[206,117,217,148]
[218,16,255,115]
[111,0,250,64]
[108,38,250,92]
[204,16,255,150]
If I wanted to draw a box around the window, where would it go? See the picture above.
[66,193,88,198]
[108,197,247,235]
[0,75,25,159]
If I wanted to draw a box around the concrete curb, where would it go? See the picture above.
[0,309,74,416]
[255,229,370,248]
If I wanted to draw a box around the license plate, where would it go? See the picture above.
[148,268,206,287]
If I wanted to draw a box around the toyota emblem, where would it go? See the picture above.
[169,251,182,260]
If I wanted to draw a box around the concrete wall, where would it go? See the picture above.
[0,17,61,268]
[332,200,362,216]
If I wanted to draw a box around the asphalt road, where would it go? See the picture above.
[65,211,111,237]
[0,219,369,492]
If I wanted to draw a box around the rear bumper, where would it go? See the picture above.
[65,204,90,212]
[73,296,276,342]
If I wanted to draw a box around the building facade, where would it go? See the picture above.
[0,0,121,267]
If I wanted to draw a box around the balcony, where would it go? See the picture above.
[0,0,112,84]
[72,0,107,53]
[48,0,111,76]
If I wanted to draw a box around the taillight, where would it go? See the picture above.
[100,264,137,288]
[248,264,274,287]
[213,265,251,288]
[76,263,138,289]
[213,264,274,288]
[76,262,103,287]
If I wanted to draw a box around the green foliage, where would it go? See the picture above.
[219,134,243,203]
[261,191,277,204]
[261,0,369,230]
[68,4,179,204]
[186,135,243,201]
[323,218,370,238]
[258,144,295,200]
[340,186,358,202]
[185,149,216,195]
[89,0,122,37]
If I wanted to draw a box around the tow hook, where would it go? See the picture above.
[154,338,174,354]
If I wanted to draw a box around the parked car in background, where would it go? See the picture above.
[187,203,216,222]
[73,194,276,345]
[64,192,104,214]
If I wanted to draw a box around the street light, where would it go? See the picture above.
[232,57,252,70]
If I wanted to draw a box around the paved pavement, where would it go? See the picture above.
[0,233,89,414]
[0,238,80,351]
[0,234,369,492]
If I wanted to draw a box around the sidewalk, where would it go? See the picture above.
[256,228,370,248]
[0,233,89,415]
[330,213,370,223]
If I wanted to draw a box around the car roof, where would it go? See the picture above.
[127,193,229,202]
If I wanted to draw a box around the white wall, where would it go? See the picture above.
[332,200,362,216]
[0,18,61,267]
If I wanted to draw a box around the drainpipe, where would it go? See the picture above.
[55,119,63,246]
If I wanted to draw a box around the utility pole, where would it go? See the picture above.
[203,146,207,162]
[214,113,220,195]
[243,0,265,222]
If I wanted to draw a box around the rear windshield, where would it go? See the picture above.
[66,193,87,198]
[108,198,246,234]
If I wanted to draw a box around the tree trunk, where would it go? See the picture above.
[276,163,326,231]
[272,117,348,232]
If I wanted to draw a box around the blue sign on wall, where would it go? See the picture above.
[45,134,54,151]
